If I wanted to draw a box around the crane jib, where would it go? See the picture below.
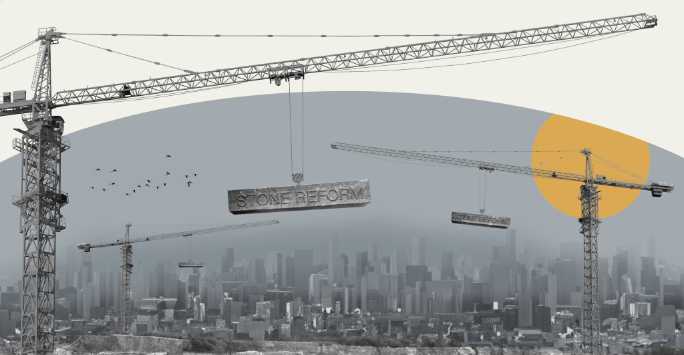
[0,13,657,116]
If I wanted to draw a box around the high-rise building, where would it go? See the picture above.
[506,229,517,263]
[355,251,369,282]
[391,249,408,276]
[248,258,266,285]
[294,249,313,300]
[552,258,578,305]
[79,252,93,289]
[599,257,610,303]
[339,253,349,281]
[368,241,379,272]
[308,273,329,305]
[641,256,658,295]
[222,248,235,273]
[411,236,427,266]
[440,251,456,281]
[285,255,295,288]
[406,265,431,288]
[328,236,341,285]
[533,305,552,332]
[613,250,630,296]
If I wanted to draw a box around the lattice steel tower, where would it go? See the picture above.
[120,223,133,334]
[580,149,601,354]
[12,28,68,355]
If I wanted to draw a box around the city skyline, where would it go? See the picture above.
[0,92,680,353]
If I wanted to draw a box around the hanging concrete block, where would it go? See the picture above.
[451,211,511,229]
[228,179,370,214]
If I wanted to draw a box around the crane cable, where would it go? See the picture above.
[414,149,574,154]
[0,52,38,72]
[478,170,490,214]
[61,32,478,39]
[286,77,305,184]
[592,152,645,181]
[62,36,196,74]
[0,39,36,62]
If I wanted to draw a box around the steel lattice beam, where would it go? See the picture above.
[0,13,657,117]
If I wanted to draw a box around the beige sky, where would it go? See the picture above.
[0,0,681,160]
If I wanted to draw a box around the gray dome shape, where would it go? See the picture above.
[0,91,680,282]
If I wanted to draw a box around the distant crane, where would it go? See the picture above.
[330,142,673,354]
[76,219,279,333]
[0,13,657,354]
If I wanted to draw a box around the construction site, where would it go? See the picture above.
[0,3,682,355]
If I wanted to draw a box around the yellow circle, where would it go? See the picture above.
[531,115,649,218]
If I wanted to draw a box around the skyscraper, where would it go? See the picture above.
[641,256,658,295]
[249,258,266,285]
[441,251,456,281]
[613,249,629,296]
[294,249,313,301]
[328,235,340,285]
[411,236,427,266]
[222,248,235,273]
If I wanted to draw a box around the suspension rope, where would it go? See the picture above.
[0,39,36,62]
[300,77,305,181]
[62,32,477,39]
[62,37,196,74]
[0,52,37,72]
[592,152,645,181]
[287,79,295,182]
[412,149,574,153]
[481,171,489,214]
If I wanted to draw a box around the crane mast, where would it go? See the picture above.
[330,142,673,354]
[120,223,132,334]
[11,28,67,355]
[0,13,658,355]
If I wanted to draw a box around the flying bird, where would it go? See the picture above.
[193,173,197,177]
[156,186,160,190]
[165,171,171,176]
[95,168,101,172]
[125,193,130,196]
[146,179,151,183]
[137,184,142,188]
[185,174,189,179]
[111,169,118,173]
[163,182,167,187]
[186,181,192,188]
[90,186,95,190]
[110,182,116,186]
[165,154,172,158]
[101,188,106,192]
[133,189,136,193]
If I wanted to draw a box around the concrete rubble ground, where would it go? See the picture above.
[52,336,576,355]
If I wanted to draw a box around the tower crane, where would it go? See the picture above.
[330,142,673,354]
[0,13,657,355]
[75,219,279,333]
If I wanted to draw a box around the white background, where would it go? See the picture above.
[0,0,681,159]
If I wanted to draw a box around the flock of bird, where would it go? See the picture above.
[88,154,198,196]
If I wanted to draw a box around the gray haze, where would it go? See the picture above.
[0,92,680,285]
